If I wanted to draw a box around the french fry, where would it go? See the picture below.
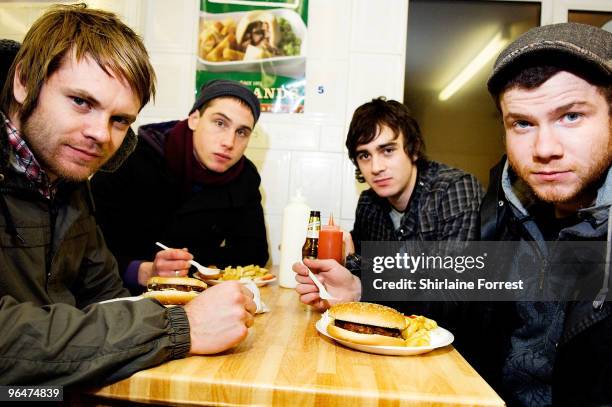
[402,319,418,339]
[219,18,236,36]
[218,265,271,281]
[222,48,245,61]
[199,28,222,58]
[402,315,437,346]
[205,33,237,62]
[213,20,224,32]
[200,17,247,62]
[205,38,226,62]
[405,330,430,347]
[424,318,438,330]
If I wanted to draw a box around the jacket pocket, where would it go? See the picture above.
[49,215,95,286]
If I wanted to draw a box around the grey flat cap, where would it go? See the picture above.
[488,22,612,95]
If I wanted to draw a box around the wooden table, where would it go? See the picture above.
[90,284,505,406]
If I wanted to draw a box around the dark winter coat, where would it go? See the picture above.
[90,120,269,287]
[0,122,190,385]
[477,157,612,406]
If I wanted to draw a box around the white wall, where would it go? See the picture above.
[0,0,409,265]
[139,0,409,265]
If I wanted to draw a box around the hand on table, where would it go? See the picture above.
[184,281,256,354]
[138,247,193,286]
[293,258,361,312]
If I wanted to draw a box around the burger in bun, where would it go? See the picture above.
[327,302,407,347]
[143,276,207,305]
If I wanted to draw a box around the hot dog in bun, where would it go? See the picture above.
[143,276,207,305]
[236,10,280,50]
[327,302,407,347]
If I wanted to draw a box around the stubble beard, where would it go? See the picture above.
[508,132,611,207]
[21,114,103,182]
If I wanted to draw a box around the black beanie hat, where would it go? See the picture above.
[190,79,261,123]
[0,39,20,93]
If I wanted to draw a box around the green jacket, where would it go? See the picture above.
[0,123,190,385]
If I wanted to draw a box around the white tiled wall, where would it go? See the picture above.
[245,149,291,215]
[0,0,409,265]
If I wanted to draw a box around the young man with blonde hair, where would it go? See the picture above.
[0,4,255,386]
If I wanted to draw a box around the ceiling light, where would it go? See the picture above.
[438,32,508,101]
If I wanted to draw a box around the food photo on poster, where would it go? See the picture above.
[196,0,308,113]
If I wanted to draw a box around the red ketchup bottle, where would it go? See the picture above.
[317,213,343,264]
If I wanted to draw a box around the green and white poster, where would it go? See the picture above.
[197,0,308,113]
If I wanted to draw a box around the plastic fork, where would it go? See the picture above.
[155,242,220,276]
[301,260,337,301]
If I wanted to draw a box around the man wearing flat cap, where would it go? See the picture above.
[472,22,612,406]
[91,80,269,290]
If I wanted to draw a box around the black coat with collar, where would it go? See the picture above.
[477,157,612,406]
[90,121,269,283]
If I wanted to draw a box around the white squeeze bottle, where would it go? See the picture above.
[279,189,310,288]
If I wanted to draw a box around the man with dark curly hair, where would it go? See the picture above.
[293,97,483,311]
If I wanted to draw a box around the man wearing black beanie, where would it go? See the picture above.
[91,79,268,291]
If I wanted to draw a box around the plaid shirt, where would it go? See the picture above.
[347,160,483,272]
[1,111,54,199]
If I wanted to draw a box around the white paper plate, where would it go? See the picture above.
[98,296,143,304]
[202,276,277,287]
[315,312,454,356]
